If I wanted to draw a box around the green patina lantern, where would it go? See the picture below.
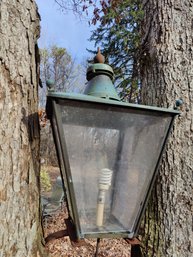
[85,63,120,101]
[46,49,179,253]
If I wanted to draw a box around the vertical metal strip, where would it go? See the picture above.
[111,131,125,210]
[52,100,82,239]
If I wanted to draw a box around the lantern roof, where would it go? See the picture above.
[46,91,180,117]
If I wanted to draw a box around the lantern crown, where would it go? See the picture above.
[84,48,120,101]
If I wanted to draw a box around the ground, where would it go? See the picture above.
[41,166,131,257]
[43,208,131,256]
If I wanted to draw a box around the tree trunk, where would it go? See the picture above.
[140,0,193,256]
[0,1,46,256]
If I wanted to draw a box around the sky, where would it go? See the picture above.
[36,0,95,63]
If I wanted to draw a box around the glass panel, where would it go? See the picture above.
[58,102,172,235]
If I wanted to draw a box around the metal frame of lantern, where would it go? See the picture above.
[46,91,180,241]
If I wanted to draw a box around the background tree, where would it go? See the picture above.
[0,1,46,256]
[140,0,193,256]
[88,0,143,102]
[39,45,85,107]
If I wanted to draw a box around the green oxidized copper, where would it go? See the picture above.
[84,49,121,101]
[46,79,55,91]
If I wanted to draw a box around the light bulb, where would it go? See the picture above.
[96,168,113,227]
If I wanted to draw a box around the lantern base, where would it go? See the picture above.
[78,209,133,237]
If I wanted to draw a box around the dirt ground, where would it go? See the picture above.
[43,208,131,257]
[41,166,131,257]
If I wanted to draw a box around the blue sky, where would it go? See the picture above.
[36,0,95,63]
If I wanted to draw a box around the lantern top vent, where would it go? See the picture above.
[86,48,114,81]
[85,48,120,100]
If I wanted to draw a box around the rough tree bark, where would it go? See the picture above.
[140,0,193,256]
[0,1,46,256]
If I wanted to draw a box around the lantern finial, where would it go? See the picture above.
[94,47,105,64]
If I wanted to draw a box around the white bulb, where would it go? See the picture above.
[99,168,113,186]
[96,168,113,227]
